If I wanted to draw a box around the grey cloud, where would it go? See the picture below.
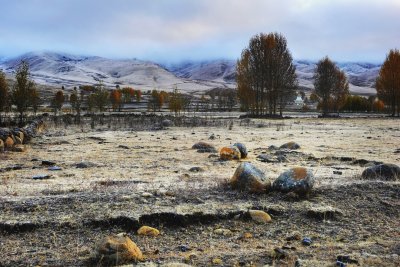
[0,0,398,62]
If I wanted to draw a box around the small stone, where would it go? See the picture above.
[302,237,312,246]
[248,210,272,223]
[118,145,130,149]
[273,167,315,195]
[162,119,173,127]
[230,162,271,193]
[14,136,23,145]
[13,145,27,152]
[361,163,400,181]
[42,160,56,166]
[189,167,204,172]
[280,142,300,150]
[96,233,143,264]
[178,245,190,252]
[32,174,53,180]
[212,258,223,265]
[241,232,253,239]
[333,170,343,175]
[48,166,62,171]
[5,137,14,148]
[209,134,216,140]
[141,192,153,198]
[137,226,160,236]
[220,146,241,160]
[213,228,232,236]
[76,162,96,168]
[233,143,248,158]
[192,142,217,153]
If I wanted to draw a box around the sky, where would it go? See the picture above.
[0,0,399,63]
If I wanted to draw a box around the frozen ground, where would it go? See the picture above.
[0,117,399,266]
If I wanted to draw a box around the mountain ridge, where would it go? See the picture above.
[0,51,379,95]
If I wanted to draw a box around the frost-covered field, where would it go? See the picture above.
[0,117,399,266]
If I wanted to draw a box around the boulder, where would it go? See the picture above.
[230,162,271,193]
[233,143,248,158]
[220,146,241,160]
[96,233,143,264]
[18,131,24,144]
[192,142,217,153]
[248,210,272,223]
[13,145,27,152]
[279,142,300,150]
[0,139,4,152]
[4,137,14,149]
[273,167,315,195]
[361,164,400,181]
[162,119,173,127]
[15,136,23,145]
[137,226,160,237]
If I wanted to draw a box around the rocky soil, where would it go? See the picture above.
[0,117,399,266]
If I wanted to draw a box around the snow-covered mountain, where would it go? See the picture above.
[0,52,233,93]
[0,52,380,95]
[168,59,380,95]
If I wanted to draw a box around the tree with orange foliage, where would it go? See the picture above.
[110,89,122,111]
[237,33,297,116]
[376,49,400,116]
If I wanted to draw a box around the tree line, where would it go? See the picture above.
[237,32,400,117]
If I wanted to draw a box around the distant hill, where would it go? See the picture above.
[168,59,380,95]
[0,51,380,95]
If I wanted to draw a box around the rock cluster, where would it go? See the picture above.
[220,142,248,160]
[0,119,44,153]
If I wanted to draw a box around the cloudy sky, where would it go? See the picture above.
[0,0,399,63]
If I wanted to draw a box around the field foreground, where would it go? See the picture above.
[0,117,399,266]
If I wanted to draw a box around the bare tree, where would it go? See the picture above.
[0,70,9,125]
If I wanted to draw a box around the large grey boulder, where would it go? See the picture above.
[233,143,248,158]
[273,167,315,195]
[230,162,271,193]
[361,164,400,181]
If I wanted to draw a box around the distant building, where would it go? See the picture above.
[294,95,304,106]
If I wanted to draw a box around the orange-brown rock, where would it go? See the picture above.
[220,146,241,160]
[137,226,160,236]
[231,162,271,193]
[96,233,143,264]
[4,137,14,149]
[249,210,272,223]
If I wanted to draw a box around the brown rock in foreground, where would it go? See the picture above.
[96,233,143,264]
[137,226,160,236]
[231,162,271,193]
[249,210,272,223]
[361,163,400,181]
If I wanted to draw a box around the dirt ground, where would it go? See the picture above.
[0,117,399,266]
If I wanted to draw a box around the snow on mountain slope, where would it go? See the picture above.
[168,59,379,95]
[0,52,233,92]
[0,52,380,95]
